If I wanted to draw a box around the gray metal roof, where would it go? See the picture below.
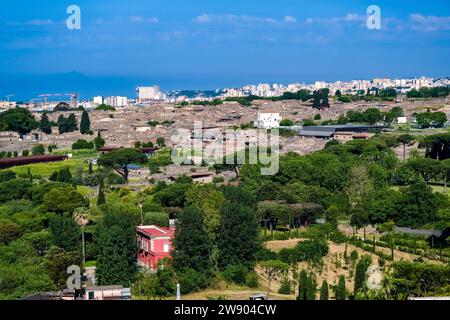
[300,126,335,137]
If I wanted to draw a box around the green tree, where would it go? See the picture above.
[260,260,289,297]
[152,264,177,299]
[280,119,295,126]
[93,131,106,150]
[325,205,339,228]
[354,255,372,295]
[97,148,147,183]
[96,104,116,111]
[320,280,329,300]
[172,206,213,274]
[143,212,169,227]
[218,199,260,270]
[0,219,22,244]
[364,108,382,125]
[185,184,226,242]
[32,144,45,155]
[0,170,16,183]
[43,246,82,289]
[39,112,52,134]
[66,113,78,132]
[306,273,317,300]
[95,210,138,287]
[49,214,81,251]
[397,134,415,161]
[80,110,91,134]
[156,137,166,148]
[57,115,66,134]
[0,107,37,135]
[42,187,88,214]
[97,180,106,206]
[312,91,321,109]
[321,93,330,108]
[298,270,308,300]
[350,207,370,238]
[335,275,346,300]
[72,139,94,150]
[404,158,441,184]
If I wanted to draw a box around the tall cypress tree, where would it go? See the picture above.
[320,280,329,300]
[97,180,106,206]
[217,194,260,270]
[354,255,371,295]
[95,210,137,286]
[49,214,81,252]
[66,113,78,132]
[312,91,321,109]
[297,270,308,300]
[306,273,317,300]
[172,206,212,274]
[58,115,66,134]
[39,112,52,134]
[80,110,91,134]
[322,93,330,108]
[88,161,93,174]
[335,275,346,300]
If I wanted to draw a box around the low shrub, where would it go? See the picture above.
[222,264,248,285]
[245,272,259,288]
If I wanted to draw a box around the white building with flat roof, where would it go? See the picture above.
[105,96,128,107]
[93,96,103,105]
[137,86,165,101]
[255,111,282,129]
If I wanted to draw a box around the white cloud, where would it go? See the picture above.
[305,13,365,25]
[129,16,144,23]
[6,19,55,26]
[147,17,160,24]
[283,16,297,23]
[194,14,211,23]
[193,14,296,26]
[129,16,159,24]
[344,14,363,22]
[409,14,450,31]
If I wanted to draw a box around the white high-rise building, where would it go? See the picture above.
[137,86,163,101]
[105,96,128,107]
[93,96,103,105]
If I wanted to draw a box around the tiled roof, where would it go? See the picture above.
[137,225,174,238]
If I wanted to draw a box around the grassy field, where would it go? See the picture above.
[11,158,89,178]
[10,149,97,178]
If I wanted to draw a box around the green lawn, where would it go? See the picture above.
[77,185,95,197]
[10,149,97,178]
[84,260,96,268]
[12,158,89,178]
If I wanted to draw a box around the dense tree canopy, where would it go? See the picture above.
[0,107,37,135]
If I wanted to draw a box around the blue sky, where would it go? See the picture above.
[0,0,449,100]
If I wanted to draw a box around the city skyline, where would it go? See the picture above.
[1,0,450,99]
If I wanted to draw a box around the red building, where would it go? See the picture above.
[136,225,175,271]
